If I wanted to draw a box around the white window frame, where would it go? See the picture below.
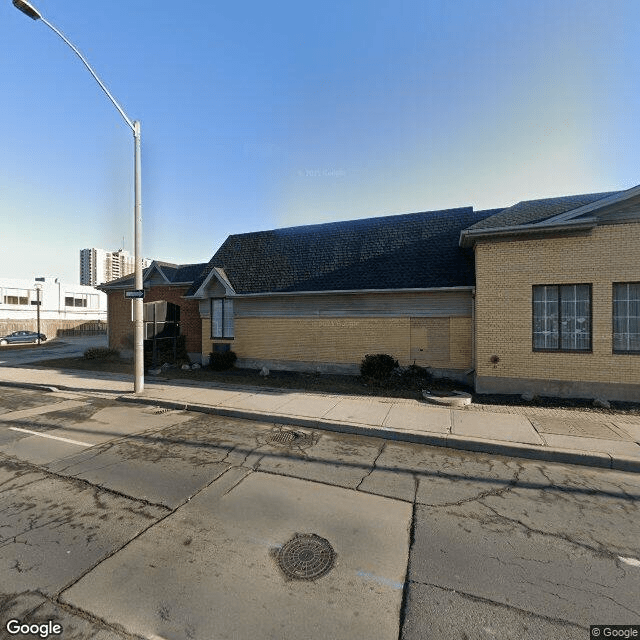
[613,282,640,354]
[211,298,234,339]
[533,284,591,352]
[2,288,31,306]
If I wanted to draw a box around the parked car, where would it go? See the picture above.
[0,331,47,345]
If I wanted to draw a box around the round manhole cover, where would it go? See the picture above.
[276,533,336,581]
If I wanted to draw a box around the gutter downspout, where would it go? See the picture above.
[471,287,476,388]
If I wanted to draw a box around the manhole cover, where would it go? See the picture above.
[276,533,336,581]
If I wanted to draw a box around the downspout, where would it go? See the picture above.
[471,288,476,387]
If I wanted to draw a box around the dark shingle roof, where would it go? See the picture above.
[467,191,621,231]
[98,261,207,290]
[188,207,496,296]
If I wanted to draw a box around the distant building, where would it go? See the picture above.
[0,277,107,337]
[80,248,151,286]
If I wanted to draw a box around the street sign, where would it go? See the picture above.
[125,290,145,299]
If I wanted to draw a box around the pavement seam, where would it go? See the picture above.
[26,591,145,640]
[397,475,419,640]
[115,393,640,473]
[379,402,394,428]
[405,579,589,630]
[221,467,253,496]
[252,467,361,492]
[0,590,49,621]
[0,453,172,512]
[56,463,235,604]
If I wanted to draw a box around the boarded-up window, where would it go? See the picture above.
[410,318,450,366]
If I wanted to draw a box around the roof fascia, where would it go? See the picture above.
[230,286,475,298]
[538,184,640,226]
[97,278,135,291]
[459,219,597,248]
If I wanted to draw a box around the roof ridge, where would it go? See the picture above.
[225,206,475,238]
[509,189,620,209]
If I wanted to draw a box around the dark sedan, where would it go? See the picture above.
[0,331,47,345]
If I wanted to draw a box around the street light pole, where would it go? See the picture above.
[13,0,144,393]
[133,121,144,392]
[34,283,42,345]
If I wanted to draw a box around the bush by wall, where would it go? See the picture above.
[208,350,238,371]
[83,347,120,360]
[360,353,399,380]
[144,335,189,368]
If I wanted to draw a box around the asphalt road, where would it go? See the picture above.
[0,387,638,639]
[0,335,108,367]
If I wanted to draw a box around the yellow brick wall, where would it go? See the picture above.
[475,223,640,385]
[450,317,473,368]
[202,315,473,369]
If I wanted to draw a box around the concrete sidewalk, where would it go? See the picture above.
[0,365,639,472]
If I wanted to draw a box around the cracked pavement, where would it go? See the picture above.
[0,388,638,639]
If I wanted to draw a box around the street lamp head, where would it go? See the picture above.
[12,0,41,20]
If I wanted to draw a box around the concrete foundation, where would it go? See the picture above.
[475,374,640,403]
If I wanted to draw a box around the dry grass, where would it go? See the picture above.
[29,356,640,415]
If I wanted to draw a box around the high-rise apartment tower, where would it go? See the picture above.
[80,248,151,286]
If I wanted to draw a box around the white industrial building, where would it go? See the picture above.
[0,277,107,338]
[80,248,151,286]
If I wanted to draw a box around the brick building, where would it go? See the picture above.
[460,185,640,401]
[101,183,640,401]
[98,262,207,361]
[184,207,493,385]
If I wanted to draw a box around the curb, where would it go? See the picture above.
[0,380,61,393]
[117,394,640,474]
[1,379,638,474]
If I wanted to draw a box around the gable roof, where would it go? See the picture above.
[98,260,207,290]
[187,207,498,296]
[466,191,621,231]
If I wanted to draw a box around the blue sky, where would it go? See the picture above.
[2,0,639,284]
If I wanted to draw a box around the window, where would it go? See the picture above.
[2,288,30,305]
[613,283,640,354]
[533,284,591,351]
[65,294,89,308]
[211,298,234,338]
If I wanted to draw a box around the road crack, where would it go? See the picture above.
[355,441,386,491]
[476,500,621,560]
[405,579,589,630]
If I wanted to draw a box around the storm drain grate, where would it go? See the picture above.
[152,407,173,415]
[268,430,297,445]
[263,425,318,449]
[276,533,336,581]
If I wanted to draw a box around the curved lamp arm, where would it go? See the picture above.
[12,0,136,135]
